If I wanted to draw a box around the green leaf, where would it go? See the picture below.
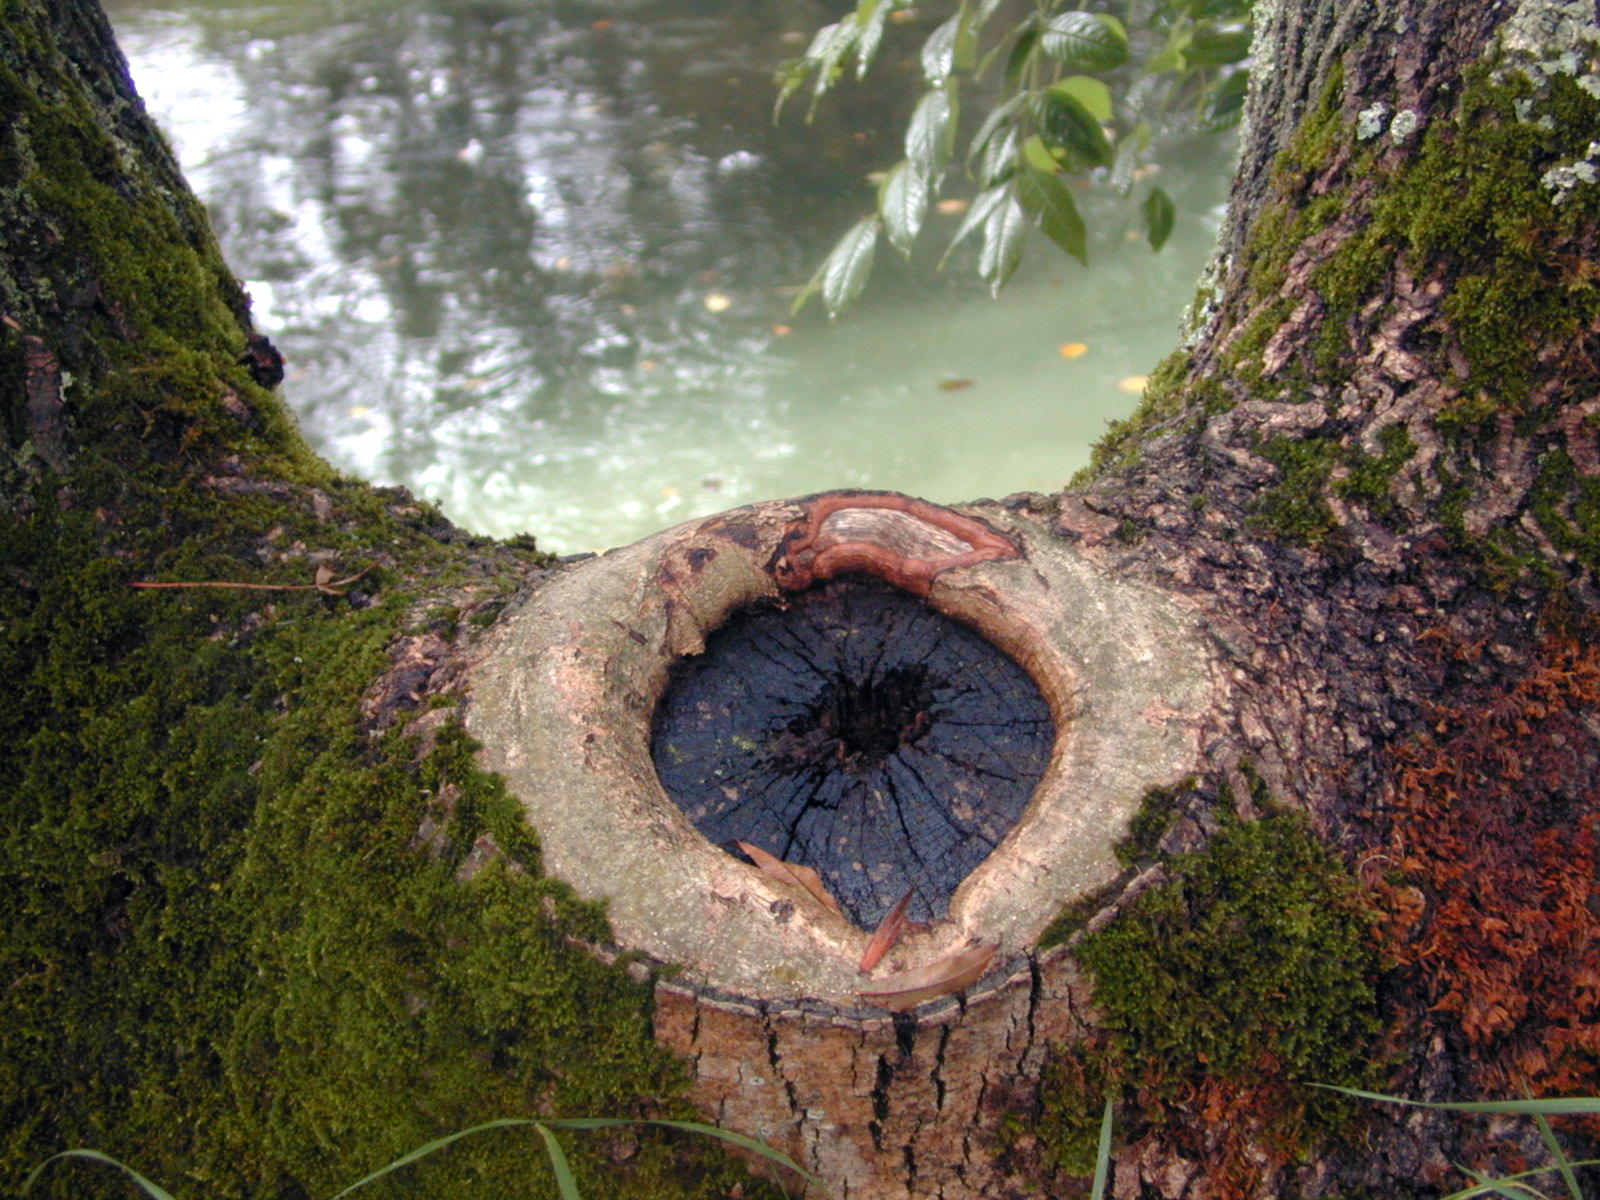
[1187,23,1252,67]
[806,21,857,113]
[1053,74,1113,122]
[1003,26,1041,88]
[24,1150,179,1200]
[1039,11,1129,70]
[1017,164,1087,265]
[1032,87,1114,169]
[975,126,1020,185]
[966,93,1026,168]
[1111,120,1153,192]
[855,0,890,77]
[822,216,880,315]
[1203,70,1249,127]
[975,0,1009,26]
[906,86,956,174]
[880,161,932,256]
[939,182,1010,267]
[1145,26,1192,74]
[1142,185,1176,251]
[921,12,963,84]
[978,188,1028,293]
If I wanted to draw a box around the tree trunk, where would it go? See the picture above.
[4,2,1598,1200]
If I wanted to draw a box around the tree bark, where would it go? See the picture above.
[4,2,1599,1200]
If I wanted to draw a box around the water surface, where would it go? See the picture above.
[106,0,1235,552]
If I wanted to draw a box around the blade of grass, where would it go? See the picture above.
[540,1118,825,1191]
[22,1150,179,1200]
[327,1117,545,1199]
[1441,1160,1558,1200]
[533,1124,582,1200]
[1529,1112,1583,1200]
[1310,1085,1600,1116]
[1089,1098,1114,1200]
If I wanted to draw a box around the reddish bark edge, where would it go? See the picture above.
[771,491,1021,595]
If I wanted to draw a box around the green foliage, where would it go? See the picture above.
[780,0,1250,314]
[1075,809,1381,1083]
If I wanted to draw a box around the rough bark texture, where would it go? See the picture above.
[4,1,1600,1199]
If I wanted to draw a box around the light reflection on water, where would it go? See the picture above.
[106,0,1235,553]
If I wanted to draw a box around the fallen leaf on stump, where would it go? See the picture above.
[858,888,915,972]
[858,939,998,1012]
[736,840,844,917]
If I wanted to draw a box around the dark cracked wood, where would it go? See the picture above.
[651,578,1055,929]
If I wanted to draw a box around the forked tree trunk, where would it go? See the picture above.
[3,2,1597,1199]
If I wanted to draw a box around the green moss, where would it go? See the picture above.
[1076,809,1381,1085]
[1029,796,1382,1179]
[0,14,769,1198]
[1077,51,1600,593]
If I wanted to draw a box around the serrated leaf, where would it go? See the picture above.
[1003,26,1041,87]
[1203,69,1249,127]
[807,20,858,113]
[1040,11,1129,70]
[1110,120,1152,192]
[1017,165,1087,265]
[921,12,963,84]
[975,125,1020,185]
[975,0,1009,26]
[906,86,956,174]
[1187,23,1252,67]
[1053,74,1113,122]
[1142,185,1176,251]
[820,217,879,316]
[939,182,1010,267]
[1032,87,1114,168]
[1020,133,1058,173]
[855,0,890,77]
[966,92,1026,168]
[978,190,1028,293]
[880,161,932,256]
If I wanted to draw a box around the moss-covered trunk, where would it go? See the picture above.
[3,1,1598,1199]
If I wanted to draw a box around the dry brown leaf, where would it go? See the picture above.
[858,888,914,972]
[736,840,844,917]
[858,940,998,1012]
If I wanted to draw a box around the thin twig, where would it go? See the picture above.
[130,565,375,596]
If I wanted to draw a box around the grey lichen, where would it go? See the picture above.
[1541,139,1600,201]
[1388,108,1421,143]
[1356,102,1391,140]
[1495,0,1600,102]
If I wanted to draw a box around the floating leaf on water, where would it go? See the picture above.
[859,888,915,971]
[737,840,845,916]
[859,939,998,1011]
[938,378,975,390]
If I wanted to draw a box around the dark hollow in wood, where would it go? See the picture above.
[651,578,1055,928]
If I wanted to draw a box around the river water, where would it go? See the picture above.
[105,0,1235,553]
